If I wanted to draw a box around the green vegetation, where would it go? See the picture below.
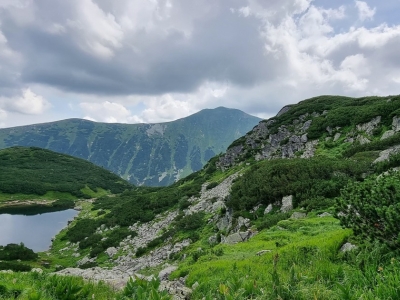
[337,171,400,249]
[228,157,369,211]
[0,243,37,272]
[0,272,120,299]
[123,277,171,299]
[3,95,400,299]
[0,107,261,186]
[0,147,132,200]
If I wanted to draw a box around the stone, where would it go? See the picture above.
[158,265,178,281]
[301,134,308,143]
[326,126,333,135]
[393,116,400,132]
[216,209,233,231]
[256,250,271,256]
[236,216,251,229]
[333,133,341,142]
[318,212,332,218]
[290,212,306,219]
[302,120,312,132]
[222,230,256,244]
[280,195,293,213]
[31,268,43,274]
[208,235,218,245]
[72,252,80,258]
[340,243,357,252]
[192,281,199,290]
[357,135,370,145]
[374,145,400,163]
[212,201,225,212]
[264,204,273,215]
[381,130,395,140]
[105,247,118,258]
[356,116,381,135]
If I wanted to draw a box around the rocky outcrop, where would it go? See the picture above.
[356,116,381,136]
[222,230,257,244]
[373,145,400,164]
[217,113,319,169]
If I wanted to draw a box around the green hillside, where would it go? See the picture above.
[3,95,400,299]
[0,107,261,186]
[0,147,132,201]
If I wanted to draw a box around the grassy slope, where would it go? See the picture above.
[0,147,132,202]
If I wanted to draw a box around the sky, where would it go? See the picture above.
[1,0,400,128]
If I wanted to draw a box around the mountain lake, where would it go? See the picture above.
[0,207,78,252]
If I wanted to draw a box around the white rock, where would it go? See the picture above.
[280,195,293,213]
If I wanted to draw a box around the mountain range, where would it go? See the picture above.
[0,107,261,186]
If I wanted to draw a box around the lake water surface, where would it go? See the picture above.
[0,208,78,252]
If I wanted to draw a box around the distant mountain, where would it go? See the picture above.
[0,107,262,186]
[0,147,132,199]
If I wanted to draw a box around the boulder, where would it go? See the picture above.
[318,212,332,218]
[393,116,400,132]
[333,133,341,142]
[105,247,118,258]
[357,135,370,145]
[158,265,178,281]
[280,195,293,213]
[264,204,273,215]
[340,243,357,252]
[356,116,381,135]
[381,130,395,140]
[256,250,271,256]
[222,230,256,244]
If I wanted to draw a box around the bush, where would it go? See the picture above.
[52,199,75,209]
[175,212,205,231]
[0,243,38,261]
[0,261,32,272]
[178,196,191,210]
[256,213,291,231]
[206,182,218,190]
[228,157,368,211]
[336,171,400,249]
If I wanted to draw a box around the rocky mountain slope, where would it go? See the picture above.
[4,95,400,299]
[0,107,261,186]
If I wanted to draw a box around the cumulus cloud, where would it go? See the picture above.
[0,0,400,127]
[1,89,51,115]
[80,101,136,123]
[355,1,376,21]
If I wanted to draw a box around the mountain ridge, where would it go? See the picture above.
[0,107,262,186]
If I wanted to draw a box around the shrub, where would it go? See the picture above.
[336,171,400,249]
[206,182,218,190]
[0,261,32,272]
[178,196,191,210]
[0,243,38,261]
[175,212,205,231]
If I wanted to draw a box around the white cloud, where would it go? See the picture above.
[1,89,51,115]
[79,101,135,123]
[66,0,124,58]
[355,1,376,21]
[0,109,7,128]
